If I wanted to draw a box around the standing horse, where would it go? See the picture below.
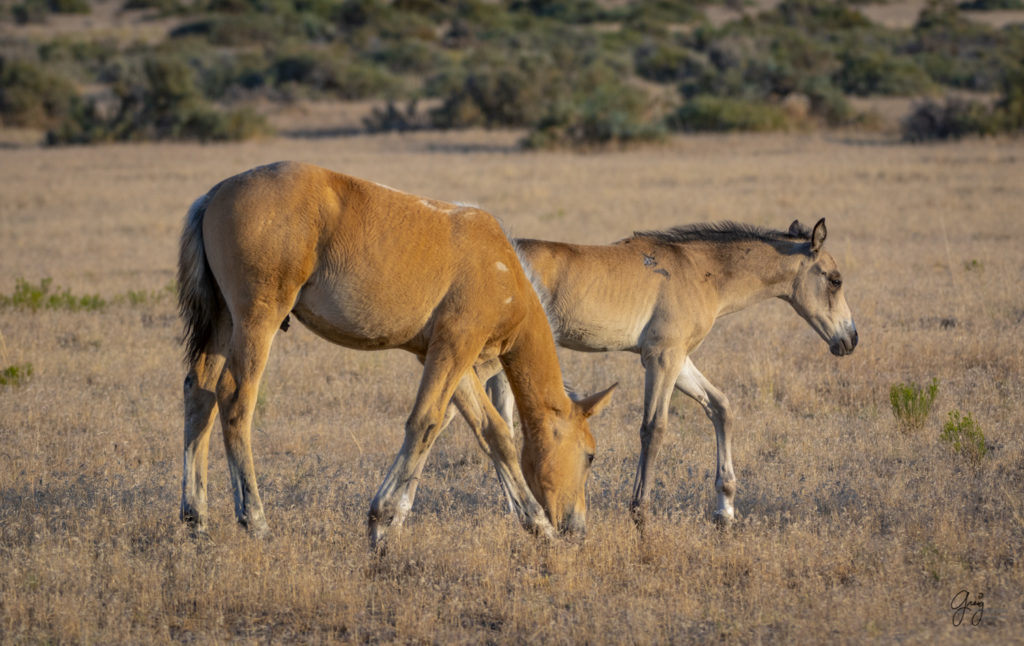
[177,161,615,548]
[481,219,857,526]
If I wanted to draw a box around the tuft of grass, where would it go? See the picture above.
[0,277,106,312]
[0,363,33,387]
[889,378,938,431]
[940,409,987,464]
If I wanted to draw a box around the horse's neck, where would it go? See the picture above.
[500,304,570,436]
[707,240,802,317]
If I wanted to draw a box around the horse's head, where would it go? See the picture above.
[520,384,616,537]
[784,219,858,356]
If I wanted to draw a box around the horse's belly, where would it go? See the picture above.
[555,320,642,353]
[292,281,433,351]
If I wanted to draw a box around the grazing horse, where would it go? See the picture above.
[176,161,615,548]
[480,219,857,526]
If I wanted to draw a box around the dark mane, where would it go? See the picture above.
[630,220,810,245]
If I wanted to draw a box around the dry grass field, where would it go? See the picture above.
[1,130,1022,644]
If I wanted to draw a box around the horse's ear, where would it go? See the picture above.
[810,218,827,254]
[576,383,617,419]
[788,220,803,236]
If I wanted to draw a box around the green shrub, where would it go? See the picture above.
[271,51,400,99]
[0,363,33,387]
[911,0,1015,92]
[0,59,80,129]
[48,54,271,143]
[0,278,106,312]
[524,78,664,148]
[889,378,938,430]
[901,97,998,141]
[940,410,987,464]
[834,49,934,96]
[958,0,1024,10]
[430,52,562,128]
[12,0,88,23]
[669,95,790,132]
[800,75,855,125]
[635,42,709,84]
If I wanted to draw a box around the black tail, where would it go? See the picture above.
[177,191,225,367]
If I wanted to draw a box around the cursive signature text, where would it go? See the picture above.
[951,589,984,626]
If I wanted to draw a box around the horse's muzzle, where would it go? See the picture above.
[830,326,858,356]
[558,510,587,540]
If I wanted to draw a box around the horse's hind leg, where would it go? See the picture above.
[484,370,515,437]
[215,312,281,537]
[181,312,230,533]
[675,358,735,525]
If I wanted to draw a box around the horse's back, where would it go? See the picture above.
[201,162,529,354]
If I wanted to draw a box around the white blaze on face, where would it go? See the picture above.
[495,261,509,272]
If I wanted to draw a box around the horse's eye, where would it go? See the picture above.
[586,452,595,466]
[829,276,842,289]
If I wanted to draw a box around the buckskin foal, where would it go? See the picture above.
[480,219,857,526]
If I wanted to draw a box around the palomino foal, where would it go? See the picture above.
[483,220,857,526]
[177,162,614,548]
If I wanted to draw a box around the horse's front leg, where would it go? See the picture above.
[676,357,736,525]
[630,347,687,528]
[449,372,554,537]
[367,336,482,551]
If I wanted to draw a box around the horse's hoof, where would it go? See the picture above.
[239,516,271,539]
[630,506,647,531]
[712,510,736,529]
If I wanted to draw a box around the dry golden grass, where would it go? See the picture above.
[1,131,1022,643]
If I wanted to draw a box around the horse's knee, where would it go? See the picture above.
[717,476,737,497]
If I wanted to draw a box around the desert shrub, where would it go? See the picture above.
[122,0,187,12]
[271,50,401,99]
[994,66,1024,131]
[635,41,709,84]
[889,378,938,430]
[767,0,872,31]
[48,54,271,143]
[48,0,90,12]
[834,49,934,96]
[910,0,1019,92]
[940,410,987,464]
[12,0,89,22]
[800,74,855,125]
[524,65,664,148]
[207,13,298,46]
[901,97,998,141]
[958,0,1024,10]
[332,0,436,41]
[39,36,120,71]
[509,0,606,23]
[619,0,705,33]
[370,39,444,75]
[363,99,431,132]
[0,278,106,312]
[669,94,790,132]
[12,0,50,23]
[0,364,33,387]
[0,58,79,128]
[430,52,562,128]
